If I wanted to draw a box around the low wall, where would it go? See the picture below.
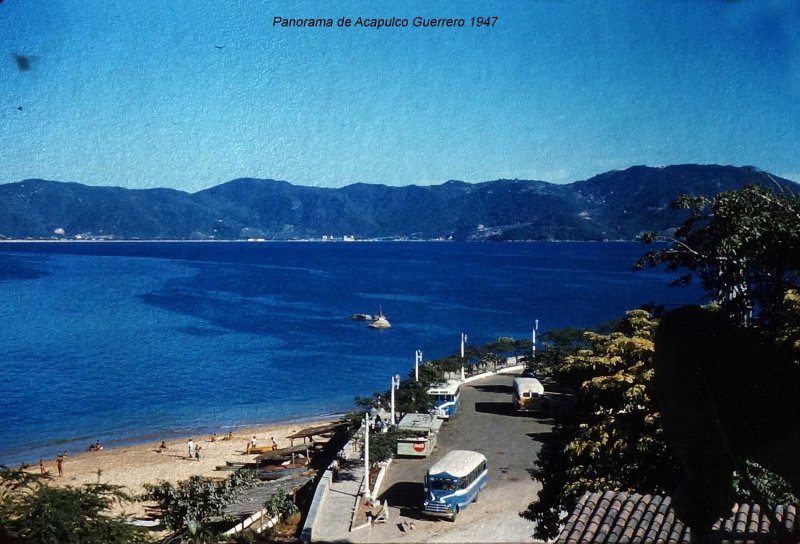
[299,469,332,543]
[463,363,524,384]
[301,431,362,542]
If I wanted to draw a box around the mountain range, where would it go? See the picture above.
[0,164,794,241]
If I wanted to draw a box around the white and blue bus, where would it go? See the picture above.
[423,450,488,521]
[427,379,461,419]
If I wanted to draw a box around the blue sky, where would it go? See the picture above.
[1,1,799,192]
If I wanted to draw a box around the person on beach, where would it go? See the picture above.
[208,433,216,443]
[187,438,195,459]
[271,436,278,449]
[39,459,45,475]
[195,443,202,461]
[157,441,167,453]
[56,453,64,477]
[245,435,257,454]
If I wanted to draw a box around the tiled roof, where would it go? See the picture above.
[558,490,798,544]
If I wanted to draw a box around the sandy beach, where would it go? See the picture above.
[34,418,340,518]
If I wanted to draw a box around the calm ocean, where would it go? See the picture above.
[0,242,703,466]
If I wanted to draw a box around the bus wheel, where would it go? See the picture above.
[450,506,459,522]
[473,491,479,503]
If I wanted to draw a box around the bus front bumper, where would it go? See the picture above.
[423,502,455,520]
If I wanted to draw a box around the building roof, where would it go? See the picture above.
[221,475,314,518]
[286,422,346,442]
[558,490,798,544]
[397,412,444,433]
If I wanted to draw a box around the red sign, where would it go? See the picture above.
[412,442,426,453]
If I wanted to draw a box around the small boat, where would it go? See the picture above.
[248,445,277,455]
[256,464,307,481]
[368,308,391,329]
[215,464,238,471]
[350,314,373,321]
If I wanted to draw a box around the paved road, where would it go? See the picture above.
[349,372,551,543]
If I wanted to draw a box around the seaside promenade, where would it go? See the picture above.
[305,363,550,543]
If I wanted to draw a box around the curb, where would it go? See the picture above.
[300,468,332,543]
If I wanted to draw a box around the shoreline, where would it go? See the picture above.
[0,239,628,243]
[5,412,347,469]
[32,416,343,519]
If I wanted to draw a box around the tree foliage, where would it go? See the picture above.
[636,183,800,334]
[0,466,151,544]
[653,305,800,535]
[735,460,799,506]
[535,327,589,374]
[394,379,433,416]
[778,289,800,351]
[264,489,298,521]
[523,310,681,539]
[140,470,257,532]
[633,182,800,533]
[368,430,421,464]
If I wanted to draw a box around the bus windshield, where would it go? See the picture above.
[428,477,458,491]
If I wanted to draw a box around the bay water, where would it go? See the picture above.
[0,242,703,466]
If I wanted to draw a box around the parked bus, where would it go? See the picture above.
[512,377,544,412]
[426,379,461,419]
[423,450,488,521]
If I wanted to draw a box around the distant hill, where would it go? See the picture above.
[0,165,795,241]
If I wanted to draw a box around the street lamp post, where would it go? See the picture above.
[460,333,467,381]
[390,374,401,426]
[363,413,370,502]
